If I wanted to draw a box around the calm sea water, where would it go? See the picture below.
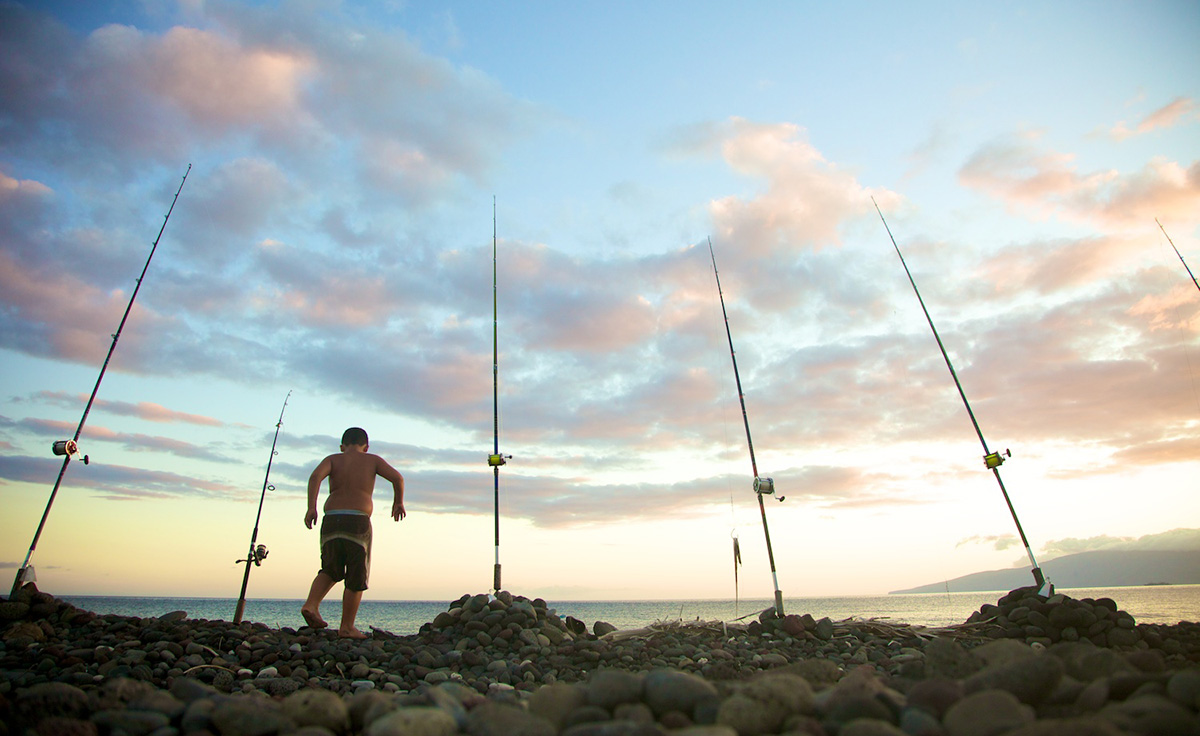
[61,585,1199,636]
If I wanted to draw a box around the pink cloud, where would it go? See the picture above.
[960,133,1200,229]
[0,250,131,364]
[31,391,223,427]
[702,118,895,256]
[274,276,397,328]
[149,26,313,128]
[1109,97,1197,141]
[974,234,1135,295]
[0,171,53,198]
[71,23,312,150]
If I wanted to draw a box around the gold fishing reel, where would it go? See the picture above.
[984,449,1011,470]
[488,453,511,467]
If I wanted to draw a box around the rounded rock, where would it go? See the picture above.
[465,701,555,736]
[964,653,1064,705]
[717,693,777,736]
[839,720,908,736]
[643,668,721,719]
[366,706,458,736]
[210,698,297,736]
[15,682,90,724]
[943,689,1034,736]
[282,688,351,733]
[528,682,588,730]
[586,668,644,710]
[1166,668,1200,709]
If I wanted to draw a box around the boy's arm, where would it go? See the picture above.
[377,458,406,521]
[305,456,332,529]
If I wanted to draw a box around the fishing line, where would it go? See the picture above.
[708,237,786,618]
[1157,219,1200,294]
[487,197,511,593]
[1154,219,1200,414]
[11,165,191,598]
[872,198,1052,594]
[233,390,291,624]
[702,242,744,616]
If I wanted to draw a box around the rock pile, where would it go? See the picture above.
[2,583,1199,736]
[966,585,1147,647]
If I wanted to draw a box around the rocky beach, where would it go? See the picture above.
[3,583,1199,735]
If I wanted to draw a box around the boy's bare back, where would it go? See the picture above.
[306,442,405,528]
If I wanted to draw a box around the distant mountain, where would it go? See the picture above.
[890,549,1200,594]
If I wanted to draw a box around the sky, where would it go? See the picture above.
[1,0,1198,606]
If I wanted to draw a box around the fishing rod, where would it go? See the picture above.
[487,197,511,593]
[871,197,1051,594]
[10,165,191,599]
[708,238,785,618]
[1156,218,1200,294]
[233,390,291,624]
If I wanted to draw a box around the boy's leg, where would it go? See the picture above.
[301,572,335,628]
[339,587,366,639]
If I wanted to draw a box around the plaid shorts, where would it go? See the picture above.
[319,513,372,591]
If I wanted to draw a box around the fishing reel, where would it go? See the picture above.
[983,449,1011,470]
[52,440,89,465]
[237,544,269,566]
[488,453,511,467]
[754,476,785,502]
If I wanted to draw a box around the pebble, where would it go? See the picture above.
[0,583,1197,735]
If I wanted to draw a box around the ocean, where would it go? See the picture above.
[61,584,1199,636]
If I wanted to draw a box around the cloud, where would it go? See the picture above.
[1040,528,1200,557]
[1108,97,1198,140]
[974,234,1135,295]
[0,2,532,189]
[699,118,894,257]
[31,392,224,427]
[0,2,1197,547]
[12,418,235,463]
[956,534,1019,551]
[0,454,236,500]
[959,132,1200,228]
[0,171,53,198]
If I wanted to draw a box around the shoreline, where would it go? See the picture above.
[3,584,1200,734]
[56,583,1200,634]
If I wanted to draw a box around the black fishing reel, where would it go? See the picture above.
[754,476,785,502]
[237,544,269,566]
[983,449,1012,470]
[52,439,89,465]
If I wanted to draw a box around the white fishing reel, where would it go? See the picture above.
[52,440,89,465]
[754,476,784,502]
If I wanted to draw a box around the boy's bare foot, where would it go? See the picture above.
[301,607,328,629]
[338,626,367,639]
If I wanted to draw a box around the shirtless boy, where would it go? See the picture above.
[301,427,405,639]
